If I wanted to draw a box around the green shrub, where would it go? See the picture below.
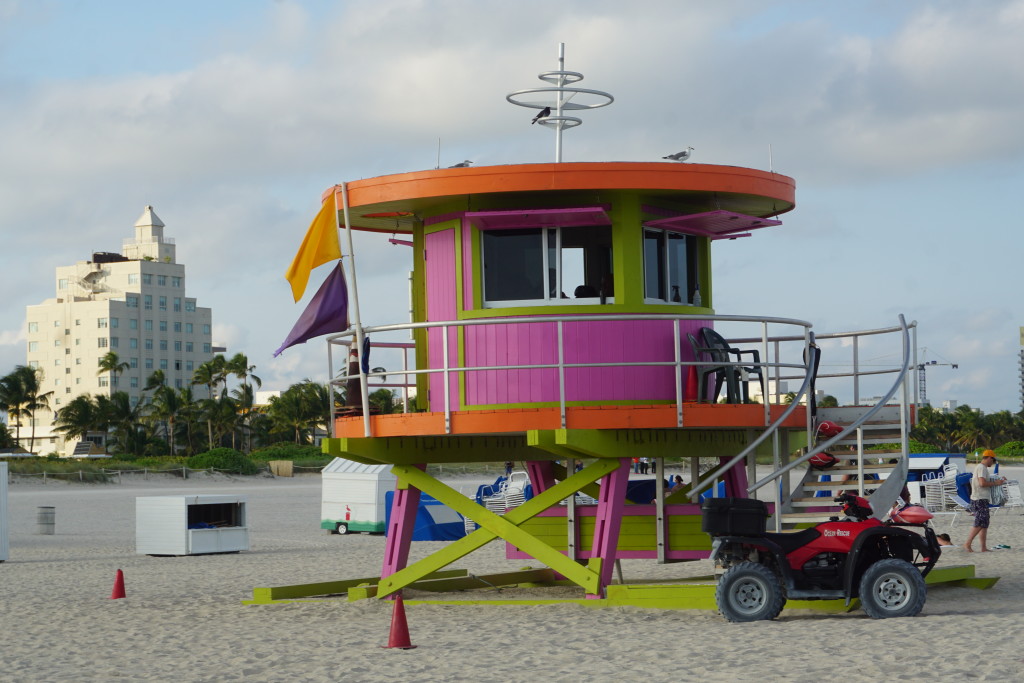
[995,441,1024,457]
[250,442,321,462]
[186,448,258,475]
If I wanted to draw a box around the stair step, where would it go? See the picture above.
[778,512,841,523]
[803,479,884,488]
[790,499,844,507]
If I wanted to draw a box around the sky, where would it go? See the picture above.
[1,0,1022,414]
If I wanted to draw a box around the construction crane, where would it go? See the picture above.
[917,355,958,405]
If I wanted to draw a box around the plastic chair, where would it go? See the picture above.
[700,327,766,403]
[1002,480,1024,512]
[686,332,730,402]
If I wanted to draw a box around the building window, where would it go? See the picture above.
[55,378,61,386]
[110,318,119,328]
[28,322,38,333]
[110,337,119,348]
[174,360,182,371]
[145,320,153,331]
[129,338,138,349]
[143,274,152,285]
[481,225,613,306]
[130,357,138,369]
[98,318,108,328]
[28,341,39,351]
[159,320,168,332]
[75,377,80,384]
[185,323,193,334]
[173,297,181,312]
[643,228,698,304]
[185,300,196,312]
[144,295,152,310]
[98,376,109,387]
[159,359,168,370]
[186,361,194,371]
[172,276,182,287]
[203,343,211,353]
[145,339,153,350]
[65,368,70,374]
[54,320,61,327]
[159,340,168,351]
[29,360,39,369]
[55,398,61,405]
[54,339,61,347]
[158,275,167,286]
[75,358,81,365]
[173,322,181,332]
[130,377,139,388]
[202,324,211,335]
[65,348,71,355]
[174,341,182,352]
[159,296,167,310]
[58,278,68,290]
[185,342,194,353]
[98,338,108,348]
[129,319,138,330]
[127,295,139,308]
[145,358,153,369]
[54,358,61,366]
[75,338,80,346]
[128,273,139,285]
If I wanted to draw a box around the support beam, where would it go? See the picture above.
[381,464,424,581]
[376,459,620,598]
[586,458,631,595]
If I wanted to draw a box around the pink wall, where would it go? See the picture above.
[424,229,460,410]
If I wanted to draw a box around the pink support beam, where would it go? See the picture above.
[586,457,631,597]
[721,455,748,498]
[525,460,556,495]
[380,464,425,588]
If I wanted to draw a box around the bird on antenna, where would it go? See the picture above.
[448,160,473,168]
[663,146,694,162]
[532,106,551,124]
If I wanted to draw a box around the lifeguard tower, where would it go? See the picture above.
[311,48,925,606]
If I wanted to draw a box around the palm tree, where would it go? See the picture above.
[53,394,103,442]
[149,386,183,456]
[227,353,261,452]
[193,355,228,447]
[102,391,146,454]
[1,365,52,453]
[97,351,130,389]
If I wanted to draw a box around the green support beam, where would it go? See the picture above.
[376,459,621,598]
[324,434,541,465]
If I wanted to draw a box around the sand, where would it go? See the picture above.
[2,469,1023,682]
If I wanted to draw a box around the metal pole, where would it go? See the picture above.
[339,183,371,438]
[555,43,564,163]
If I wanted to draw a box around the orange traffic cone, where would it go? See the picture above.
[111,569,126,599]
[380,594,416,649]
[685,365,698,401]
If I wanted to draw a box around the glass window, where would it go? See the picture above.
[185,341,194,353]
[111,337,119,348]
[98,338,108,348]
[54,320,61,327]
[75,358,81,365]
[173,297,181,312]
[159,340,168,351]
[143,274,152,285]
[145,320,153,331]
[127,295,139,308]
[159,359,168,370]
[28,341,39,351]
[173,322,181,332]
[481,225,613,306]
[58,278,68,290]
[145,358,153,369]
[98,376,109,387]
[130,377,139,388]
[128,273,139,285]
[129,319,138,330]
[186,360,194,371]
[172,276,182,287]
[54,358,61,366]
[28,322,38,333]
[29,360,39,368]
[97,317,108,328]
[174,341,181,352]
[203,343,212,353]
[203,324,211,335]
[643,228,698,305]
[185,300,196,312]
[185,323,193,334]
[110,318,119,328]
[145,339,153,350]
[144,295,152,310]
[158,275,167,286]
[159,320,168,332]
[129,338,138,349]
[54,339,61,347]
[159,296,167,310]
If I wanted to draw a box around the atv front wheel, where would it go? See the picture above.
[716,562,787,622]
[858,558,927,618]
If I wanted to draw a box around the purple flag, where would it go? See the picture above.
[274,262,349,357]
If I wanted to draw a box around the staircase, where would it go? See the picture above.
[776,404,910,528]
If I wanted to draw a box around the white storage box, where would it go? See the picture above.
[136,494,249,555]
[321,458,396,534]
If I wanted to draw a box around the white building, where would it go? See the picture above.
[21,207,214,455]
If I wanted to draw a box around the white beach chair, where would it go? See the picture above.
[1000,480,1024,512]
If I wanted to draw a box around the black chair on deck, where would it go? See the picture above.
[699,327,766,404]
[687,332,734,403]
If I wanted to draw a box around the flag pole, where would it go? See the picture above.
[339,183,371,437]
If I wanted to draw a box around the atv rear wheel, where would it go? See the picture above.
[858,558,927,618]
[716,562,787,622]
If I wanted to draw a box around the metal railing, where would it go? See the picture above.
[326,314,816,437]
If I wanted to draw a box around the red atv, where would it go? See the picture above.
[703,494,941,622]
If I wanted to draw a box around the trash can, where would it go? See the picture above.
[37,506,55,535]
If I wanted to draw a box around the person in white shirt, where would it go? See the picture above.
[964,451,1006,552]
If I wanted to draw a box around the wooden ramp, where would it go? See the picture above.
[245,564,997,610]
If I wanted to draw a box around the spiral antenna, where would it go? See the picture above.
[507,43,613,162]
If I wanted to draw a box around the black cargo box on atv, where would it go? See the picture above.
[701,497,769,537]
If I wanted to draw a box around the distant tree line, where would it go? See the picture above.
[0,353,400,456]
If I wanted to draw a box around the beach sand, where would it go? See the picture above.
[2,470,1022,682]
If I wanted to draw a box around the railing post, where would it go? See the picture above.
[852,335,860,405]
[557,320,566,429]
[761,321,770,425]
[673,320,683,427]
[442,325,451,434]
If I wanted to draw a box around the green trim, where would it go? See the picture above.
[458,399,675,411]
[319,519,385,533]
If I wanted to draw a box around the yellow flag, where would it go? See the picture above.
[285,197,341,301]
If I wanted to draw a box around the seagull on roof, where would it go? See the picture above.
[448,160,473,168]
[663,146,694,162]
[532,106,551,124]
